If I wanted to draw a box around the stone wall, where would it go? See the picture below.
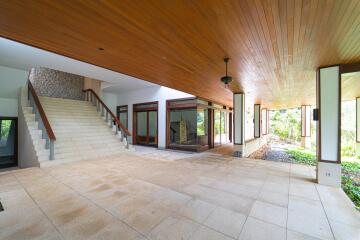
[29,67,84,100]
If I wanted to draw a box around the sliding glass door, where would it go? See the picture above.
[133,102,158,147]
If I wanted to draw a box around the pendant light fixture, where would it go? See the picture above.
[220,58,232,87]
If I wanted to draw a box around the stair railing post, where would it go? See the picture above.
[120,129,124,142]
[50,140,54,160]
[101,105,104,116]
[106,112,108,122]
[45,134,50,149]
[125,135,129,149]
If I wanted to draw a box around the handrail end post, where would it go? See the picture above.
[50,140,55,160]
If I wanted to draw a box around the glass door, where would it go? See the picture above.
[0,118,17,168]
[136,111,148,145]
[148,111,157,145]
[134,102,158,147]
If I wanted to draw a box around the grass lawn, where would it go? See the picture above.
[286,148,360,211]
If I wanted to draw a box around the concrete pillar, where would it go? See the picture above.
[356,98,360,157]
[301,105,311,149]
[233,93,245,157]
[254,104,261,138]
[317,66,341,187]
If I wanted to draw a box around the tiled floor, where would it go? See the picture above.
[0,151,359,240]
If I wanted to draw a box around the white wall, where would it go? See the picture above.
[115,86,193,148]
[102,92,118,113]
[0,65,28,116]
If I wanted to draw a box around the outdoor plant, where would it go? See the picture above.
[286,149,316,166]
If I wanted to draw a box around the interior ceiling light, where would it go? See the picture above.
[220,58,233,87]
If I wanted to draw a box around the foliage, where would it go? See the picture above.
[342,175,360,211]
[342,161,360,173]
[341,145,356,158]
[197,112,205,136]
[270,109,301,142]
[286,149,316,166]
[0,120,11,140]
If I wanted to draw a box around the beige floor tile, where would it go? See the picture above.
[1,151,359,240]
[89,221,143,240]
[258,190,288,207]
[249,200,287,227]
[58,209,114,239]
[322,201,360,227]
[287,196,334,240]
[177,199,216,223]
[189,225,233,240]
[330,220,360,240]
[124,202,173,234]
[289,183,319,201]
[203,207,246,238]
[108,194,153,220]
[0,213,61,240]
[238,217,286,240]
[261,181,289,195]
[149,214,200,240]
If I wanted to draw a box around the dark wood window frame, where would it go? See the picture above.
[132,101,158,147]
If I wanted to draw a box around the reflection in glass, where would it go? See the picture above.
[0,119,16,168]
[137,112,147,142]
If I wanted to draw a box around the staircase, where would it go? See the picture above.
[20,88,132,167]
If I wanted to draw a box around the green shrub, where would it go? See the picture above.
[342,175,360,211]
[341,145,356,157]
[286,149,316,166]
[342,161,360,173]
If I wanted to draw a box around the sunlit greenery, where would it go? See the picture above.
[287,149,316,166]
[270,109,301,142]
[0,120,11,140]
[341,101,357,159]
[197,111,205,136]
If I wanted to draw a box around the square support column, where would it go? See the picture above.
[254,104,261,138]
[233,93,245,157]
[301,105,311,149]
[317,66,341,187]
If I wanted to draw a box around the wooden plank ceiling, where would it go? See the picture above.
[1,0,360,108]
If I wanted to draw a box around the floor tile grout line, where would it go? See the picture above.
[286,162,292,240]
[314,181,337,240]
[236,161,269,240]
[11,172,65,239]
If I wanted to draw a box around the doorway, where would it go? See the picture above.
[116,105,128,128]
[133,102,158,147]
[0,117,17,169]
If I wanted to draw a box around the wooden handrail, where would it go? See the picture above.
[83,89,131,136]
[28,80,56,140]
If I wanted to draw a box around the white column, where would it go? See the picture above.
[317,66,341,187]
[301,105,311,149]
[233,93,245,157]
[254,104,261,138]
